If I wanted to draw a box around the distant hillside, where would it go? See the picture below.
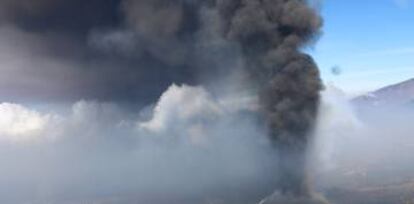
[353,78,414,108]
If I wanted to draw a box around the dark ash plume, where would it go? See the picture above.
[215,0,323,196]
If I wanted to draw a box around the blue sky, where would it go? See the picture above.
[309,0,414,95]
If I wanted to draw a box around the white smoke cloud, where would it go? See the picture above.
[0,84,274,204]
[314,85,364,170]
[0,103,52,143]
[139,84,223,133]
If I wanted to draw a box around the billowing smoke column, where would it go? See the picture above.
[0,0,322,199]
[216,0,323,196]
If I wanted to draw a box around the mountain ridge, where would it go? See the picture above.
[353,78,414,107]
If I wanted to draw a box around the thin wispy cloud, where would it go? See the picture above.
[341,66,414,78]
[358,47,414,57]
[394,0,411,8]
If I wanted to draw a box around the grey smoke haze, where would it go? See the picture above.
[313,86,414,203]
[0,0,241,103]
